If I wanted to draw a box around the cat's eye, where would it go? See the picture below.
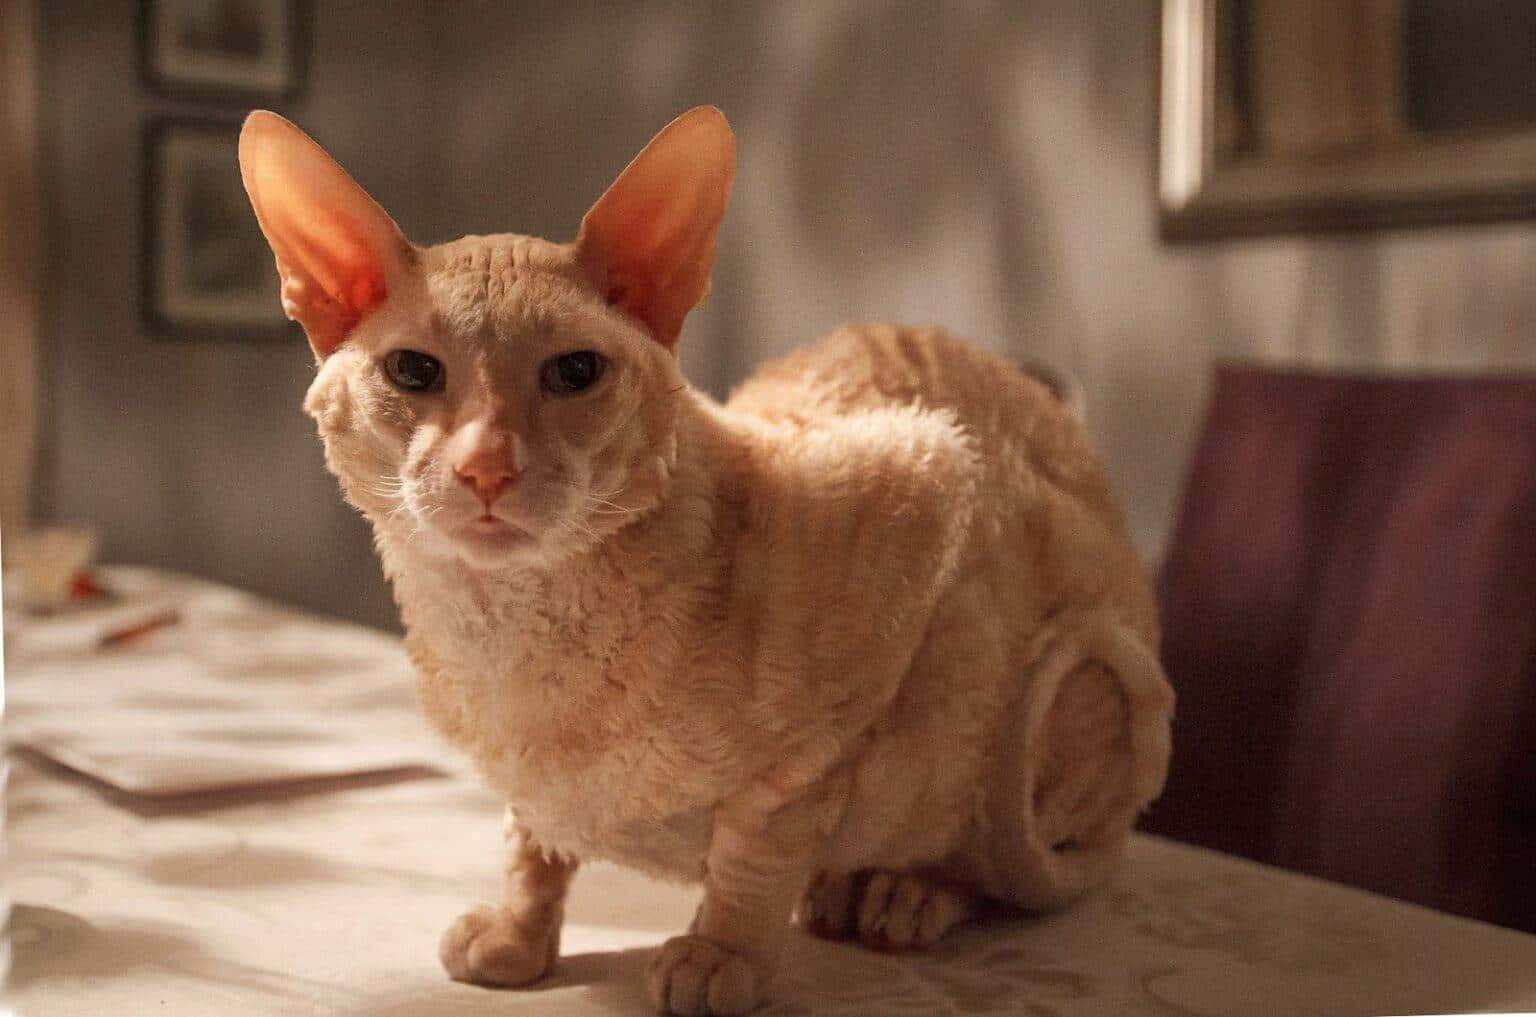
[383,350,445,393]
[541,351,605,395]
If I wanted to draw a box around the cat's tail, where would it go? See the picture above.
[1019,359,1086,424]
[986,612,1175,912]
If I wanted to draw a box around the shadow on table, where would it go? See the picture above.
[544,949,658,1008]
[324,924,1078,1017]
[329,947,659,1017]
[8,904,343,1004]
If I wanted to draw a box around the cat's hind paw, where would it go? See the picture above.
[856,870,979,951]
[646,934,761,1016]
[798,869,858,940]
[800,869,979,951]
[440,904,558,987]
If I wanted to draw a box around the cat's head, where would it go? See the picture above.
[238,108,734,571]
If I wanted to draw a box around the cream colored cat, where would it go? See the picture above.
[239,106,1173,1017]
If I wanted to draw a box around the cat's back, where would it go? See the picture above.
[727,323,1156,641]
[727,324,1119,525]
[729,323,973,417]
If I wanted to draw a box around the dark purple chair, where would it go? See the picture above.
[1147,363,1536,932]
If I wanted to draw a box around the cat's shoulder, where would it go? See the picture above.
[720,324,1004,503]
[717,390,981,566]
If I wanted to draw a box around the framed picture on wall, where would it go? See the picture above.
[1160,0,1536,240]
[143,119,292,339]
[141,0,304,101]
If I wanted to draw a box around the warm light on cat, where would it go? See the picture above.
[239,106,1174,1017]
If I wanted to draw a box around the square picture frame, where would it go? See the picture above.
[143,118,292,339]
[141,0,304,101]
[1159,0,1536,241]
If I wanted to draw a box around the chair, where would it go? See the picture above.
[1146,363,1536,932]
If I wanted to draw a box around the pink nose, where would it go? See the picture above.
[454,452,517,508]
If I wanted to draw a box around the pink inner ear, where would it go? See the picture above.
[240,112,410,356]
[262,190,393,353]
[264,178,386,306]
[585,201,719,348]
[338,240,387,318]
[575,106,735,348]
[604,270,644,313]
[327,258,387,344]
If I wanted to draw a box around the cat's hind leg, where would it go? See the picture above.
[799,869,980,951]
[441,810,577,987]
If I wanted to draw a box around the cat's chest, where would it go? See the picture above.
[401,568,721,869]
[403,558,635,682]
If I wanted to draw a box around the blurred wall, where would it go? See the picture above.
[34,0,1536,628]
[1,0,39,545]
[35,0,436,627]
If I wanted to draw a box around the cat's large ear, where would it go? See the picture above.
[574,106,735,348]
[238,111,414,358]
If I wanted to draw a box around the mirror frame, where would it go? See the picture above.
[1159,0,1536,241]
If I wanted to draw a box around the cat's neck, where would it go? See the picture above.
[382,386,744,649]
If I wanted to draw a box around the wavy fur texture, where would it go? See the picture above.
[241,107,1174,1016]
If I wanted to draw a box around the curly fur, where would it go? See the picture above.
[240,107,1174,1016]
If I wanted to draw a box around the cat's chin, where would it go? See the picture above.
[447,517,542,571]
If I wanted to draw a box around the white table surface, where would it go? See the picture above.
[8,569,1536,1016]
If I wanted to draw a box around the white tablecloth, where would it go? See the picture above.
[9,569,1536,1015]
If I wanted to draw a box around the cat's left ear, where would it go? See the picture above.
[238,111,415,358]
[575,106,735,348]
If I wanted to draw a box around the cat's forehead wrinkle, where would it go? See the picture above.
[423,234,595,345]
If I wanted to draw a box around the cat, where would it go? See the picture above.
[239,106,1174,1016]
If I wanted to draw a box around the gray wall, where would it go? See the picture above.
[37,0,436,627]
[35,1,1536,629]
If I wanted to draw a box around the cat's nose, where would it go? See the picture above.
[454,452,517,508]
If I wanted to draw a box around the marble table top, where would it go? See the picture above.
[8,569,1536,1016]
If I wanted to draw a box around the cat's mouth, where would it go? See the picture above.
[461,514,531,538]
[447,513,538,568]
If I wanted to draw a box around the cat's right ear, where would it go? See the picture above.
[238,111,414,358]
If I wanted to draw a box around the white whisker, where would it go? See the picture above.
[584,495,631,513]
[557,516,601,544]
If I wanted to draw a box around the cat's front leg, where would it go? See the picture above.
[648,789,829,1016]
[441,809,577,988]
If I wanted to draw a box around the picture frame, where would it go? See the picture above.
[142,118,292,339]
[1159,0,1536,241]
[141,0,304,101]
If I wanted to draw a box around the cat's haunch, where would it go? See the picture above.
[240,106,1173,1017]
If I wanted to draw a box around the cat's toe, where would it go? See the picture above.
[646,934,760,1016]
[798,870,857,940]
[855,871,978,951]
[440,904,557,987]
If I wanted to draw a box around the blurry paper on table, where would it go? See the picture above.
[4,566,452,795]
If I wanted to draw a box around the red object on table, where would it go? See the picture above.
[98,610,181,649]
[69,570,105,601]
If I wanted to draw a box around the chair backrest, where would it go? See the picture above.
[1148,363,1536,931]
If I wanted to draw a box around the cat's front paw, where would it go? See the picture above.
[646,934,762,1016]
[440,904,557,987]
